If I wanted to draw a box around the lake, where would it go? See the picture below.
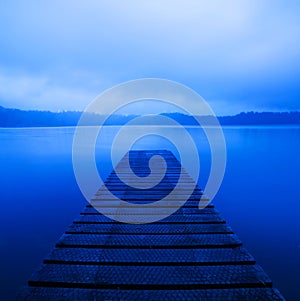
[0,126,299,300]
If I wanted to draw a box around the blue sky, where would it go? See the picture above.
[0,0,300,115]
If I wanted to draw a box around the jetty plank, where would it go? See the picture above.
[28,264,272,289]
[44,247,254,265]
[74,214,226,224]
[18,287,285,301]
[65,223,233,234]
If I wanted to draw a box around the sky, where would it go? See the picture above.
[0,0,300,115]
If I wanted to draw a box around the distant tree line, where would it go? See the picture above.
[162,112,300,125]
[219,111,300,125]
[0,106,81,127]
[0,106,299,127]
[0,106,136,127]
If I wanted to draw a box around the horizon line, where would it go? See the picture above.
[0,105,299,117]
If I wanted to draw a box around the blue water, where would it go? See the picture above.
[0,126,299,300]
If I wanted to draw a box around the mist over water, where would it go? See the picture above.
[0,126,299,300]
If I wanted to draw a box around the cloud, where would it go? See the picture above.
[0,71,101,111]
[0,0,299,114]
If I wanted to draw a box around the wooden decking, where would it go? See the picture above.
[18,150,285,300]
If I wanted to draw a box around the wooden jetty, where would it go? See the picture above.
[18,150,285,300]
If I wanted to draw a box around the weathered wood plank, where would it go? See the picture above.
[65,223,233,234]
[86,202,214,208]
[28,264,272,289]
[44,247,254,265]
[80,206,216,215]
[74,214,226,224]
[56,233,242,248]
[17,287,286,301]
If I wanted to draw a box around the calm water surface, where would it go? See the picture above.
[0,126,299,300]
